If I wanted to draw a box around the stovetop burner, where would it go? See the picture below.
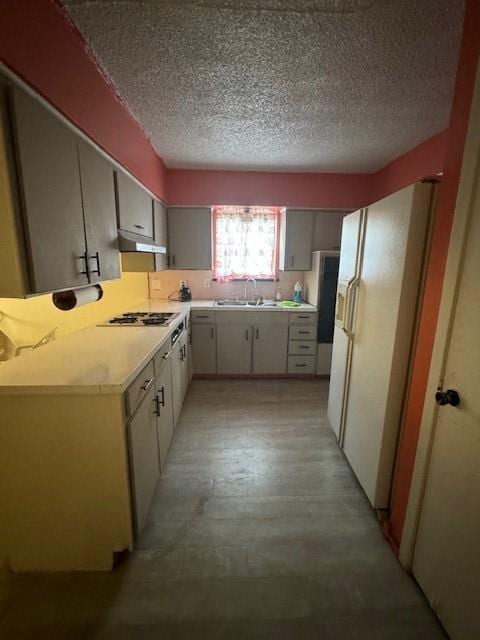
[98,311,180,327]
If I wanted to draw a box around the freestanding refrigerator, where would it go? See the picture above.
[327,183,435,509]
[304,250,340,375]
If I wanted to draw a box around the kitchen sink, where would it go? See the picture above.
[214,299,277,307]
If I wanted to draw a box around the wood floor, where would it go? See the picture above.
[0,379,446,639]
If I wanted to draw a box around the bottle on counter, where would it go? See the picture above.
[293,281,302,303]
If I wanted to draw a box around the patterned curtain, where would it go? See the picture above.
[213,206,280,282]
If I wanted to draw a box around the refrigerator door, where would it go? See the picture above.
[327,210,365,440]
[342,183,433,508]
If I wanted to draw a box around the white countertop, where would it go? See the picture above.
[0,299,316,395]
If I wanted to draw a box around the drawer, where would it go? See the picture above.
[289,325,316,340]
[287,355,316,374]
[289,312,317,325]
[288,340,317,356]
[125,360,155,417]
[191,309,215,323]
[153,340,172,377]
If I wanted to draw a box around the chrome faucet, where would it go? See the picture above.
[244,277,257,300]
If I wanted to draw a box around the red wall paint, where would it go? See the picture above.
[369,131,447,204]
[167,131,448,209]
[387,0,480,549]
[167,168,371,209]
[0,0,167,200]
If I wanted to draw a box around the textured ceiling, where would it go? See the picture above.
[63,0,464,172]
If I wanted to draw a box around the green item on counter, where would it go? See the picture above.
[280,300,301,307]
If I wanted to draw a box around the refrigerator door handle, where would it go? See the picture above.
[344,278,360,335]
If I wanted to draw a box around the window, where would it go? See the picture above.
[213,206,280,281]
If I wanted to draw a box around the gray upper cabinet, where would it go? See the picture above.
[153,199,168,271]
[167,207,212,269]
[78,141,120,282]
[10,86,89,293]
[279,209,314,271]
[115,170,153,238]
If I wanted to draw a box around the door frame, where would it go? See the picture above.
[399,61,480,569]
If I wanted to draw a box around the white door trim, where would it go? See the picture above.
[399,60,480,569]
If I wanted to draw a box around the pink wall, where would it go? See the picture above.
[369,131,447,204]
[167,169,370,209]
[167,132,449,209]
[386,0,480,551]
[0,0,167,200]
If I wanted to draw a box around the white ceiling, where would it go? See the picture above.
[63,0,464,173]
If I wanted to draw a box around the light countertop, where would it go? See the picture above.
[0,299,316,395]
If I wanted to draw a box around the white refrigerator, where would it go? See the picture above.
[327,182,435,509]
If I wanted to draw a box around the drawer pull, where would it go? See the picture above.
[159,386,165,407]
[134,224,145,230]
[195,315,209,318]
[153,394,160,416]
[210,327,215,339]
[295,364,307,368]
[299,331,310,334]
[297,315,310,319]
[141,377,154,391]
[299,345,310,349]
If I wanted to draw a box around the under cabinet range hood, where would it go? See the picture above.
[117,229,167,254]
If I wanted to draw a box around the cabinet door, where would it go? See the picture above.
[153,199,168,271]
[78,141,120,282]
[253,325,288,374]
[127,385,160,535]
[192,323,216,374]
[167,207,212,269]
[171,340,184,426]
[10,87,88,293]
[217,325,252,374]
[115,170,153,238]
[281,210,314,271]
[155,359,174,469]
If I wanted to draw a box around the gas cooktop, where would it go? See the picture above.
[98,312,180,327]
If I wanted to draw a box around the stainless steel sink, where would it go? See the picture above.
[214,299,277,307]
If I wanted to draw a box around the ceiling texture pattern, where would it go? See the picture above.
[63,0,464,172]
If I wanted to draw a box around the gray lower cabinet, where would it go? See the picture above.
[217,324,252,374]
[127,384,160,535]
[78,141,120,282]
[167,207,212,269]
[253,325,288,374]
[191,323,216,374]
[115,170,153,238]
[10,86,89,293]
[155,359,174,469]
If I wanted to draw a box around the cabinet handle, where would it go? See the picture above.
[171,254,176,267]
[290,256,294,267]
[134,224,145,230]
[297,315,309,319]
[159,386,165,407]
[153,394,160,416]
[299,345,310,349]
[255,328,259,340]
[89,251,101,276]
[162,348,173,360]
[298,331,309,334]
[77,252,89,277]
[245,329,249,341]
[210,327,215,339]
[196,315,209,319]
[295,364,307,368]
[141,377,154,391]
